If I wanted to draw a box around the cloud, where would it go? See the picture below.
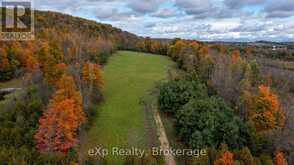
[94,8,137,21]
[231,23,266,33]
[151,8,180,18]
[266,11,294,18]
[175,0,213,16]
[34,0,79,11]
[265,0,294,18]
[144,22,156,28]
[174,0,251,19]
[224,0,265,9]
[127,0,165,13]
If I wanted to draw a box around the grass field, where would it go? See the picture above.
[85,51,173,163]
[0,78,24,108]
[0,78,23,89]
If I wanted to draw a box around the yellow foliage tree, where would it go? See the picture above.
[82,62,104,90]
[250,85,285,132]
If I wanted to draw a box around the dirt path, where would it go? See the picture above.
[153,107,176,165]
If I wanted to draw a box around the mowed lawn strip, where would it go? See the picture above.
[86,51,173,163]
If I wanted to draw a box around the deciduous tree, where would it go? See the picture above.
[34,75,86,153]
[82,62,104,90]
[250,85,285,132]
[0,48,9,71]
[239,147,255,165]
[275,151,288,165]
[214,151,235,165]
[231,50,241,64]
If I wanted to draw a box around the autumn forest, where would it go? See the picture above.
[0,7,293,165]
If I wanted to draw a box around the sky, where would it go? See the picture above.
[33,0,294,42]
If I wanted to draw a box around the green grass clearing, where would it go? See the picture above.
[0,77,23,89]
[85,51,173,164]
[0,78,24,108]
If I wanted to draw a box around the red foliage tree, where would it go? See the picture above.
[214,151,235,165]
[34,75,86,153]
[231,50,241,64]
[275,151,288,165]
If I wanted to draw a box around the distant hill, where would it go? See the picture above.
[0,8,141,50]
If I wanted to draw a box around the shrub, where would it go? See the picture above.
[259,154,275,165]
[175,97,250,149]
[98,52,110,65]
[158,78,207,114]
[238,147,255,165]
[243,121,274,156]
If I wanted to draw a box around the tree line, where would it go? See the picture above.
[156,39,288,165]
[0,10,120,164]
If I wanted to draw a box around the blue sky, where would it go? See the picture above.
[33,0,294,42]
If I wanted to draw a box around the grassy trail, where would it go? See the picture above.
[85,51,173,164]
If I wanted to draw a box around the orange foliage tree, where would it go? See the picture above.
[214,151,235,165]
[34,75,86,153]
[9,42,25,66]
[199,45,210,56]
[250,85,285,132]
[24,51,40,72]
[82,62,104,90]
[231,50,241,64]
[245,47,253,58]
[168,40,186,60]
[38,42,66,85]
[275,151,288,165]
[218,45,227,56]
